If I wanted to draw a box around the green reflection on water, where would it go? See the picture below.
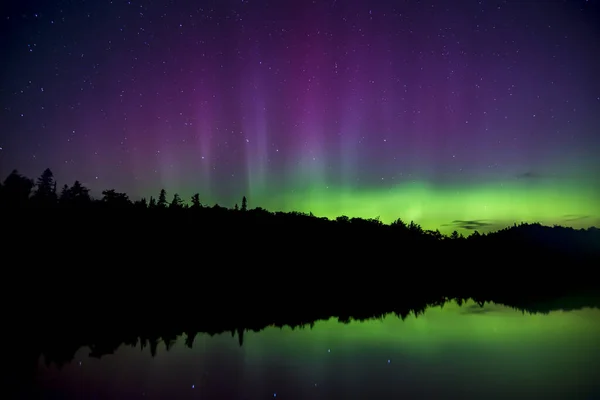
[44,300,600,399]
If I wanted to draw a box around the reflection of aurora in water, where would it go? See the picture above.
[36,300,600,399]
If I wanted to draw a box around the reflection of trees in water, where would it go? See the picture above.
[3,167,600,395]
[28,295,600,369]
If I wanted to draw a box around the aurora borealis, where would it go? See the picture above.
[1,0,599,233]
[36,301,600,399]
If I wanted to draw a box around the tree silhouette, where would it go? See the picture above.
[408,221,423,235]
[0,170,34,206]
[191,193,201,209]
[427,229,443,240]
[391,218,407,229]
[157,189,167,208]
[234,203,239,211]
[450,230,462,240]
[31,168,57,206]
[59,184,70,204]
[241,196,247,211]
[101,189,130,208]
[135,198,148,209]
[148,196,157,208]
[170,193,183,209]
[67,180,91,207]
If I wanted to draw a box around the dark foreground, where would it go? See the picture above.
[6,211,600,397]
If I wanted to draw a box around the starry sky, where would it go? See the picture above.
[1,0,599,233]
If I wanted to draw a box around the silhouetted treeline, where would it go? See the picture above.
[2,168,599,295]
[2,168,600,321]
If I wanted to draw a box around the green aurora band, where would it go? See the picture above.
[161,176,600,235]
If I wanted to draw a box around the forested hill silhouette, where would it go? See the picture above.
[3,167,599,306]
[1,168,599,281]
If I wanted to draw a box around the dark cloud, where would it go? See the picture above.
[443,220,494,231]
[516,171,542,179]
[562,214,590,222]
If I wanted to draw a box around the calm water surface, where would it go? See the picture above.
[35,300,600,399]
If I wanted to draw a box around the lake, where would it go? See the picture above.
[30,300,600,399]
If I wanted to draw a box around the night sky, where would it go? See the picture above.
[1,0,599,233]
